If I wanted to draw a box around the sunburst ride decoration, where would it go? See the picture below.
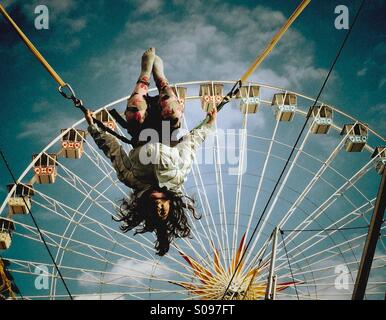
[171,235,299,300]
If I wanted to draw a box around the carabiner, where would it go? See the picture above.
[58,83,76,100]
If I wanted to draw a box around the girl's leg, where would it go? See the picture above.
[152,55,184,128]
[125,48,155,125]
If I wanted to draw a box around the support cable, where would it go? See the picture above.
[280,230,299,300]
[0,150,73,300]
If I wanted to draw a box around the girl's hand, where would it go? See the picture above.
[85,110,94,126]
[207,107,217,125]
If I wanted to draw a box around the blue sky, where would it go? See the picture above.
[0,0,385,299]
[0,0,385,185]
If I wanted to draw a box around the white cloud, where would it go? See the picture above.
[77,258,170,287]
[3,0,88,54]
[74,293,125,300]
[133,0,163,14]
[46,0,76,14]
[370,103,386,114]
[31,100,51,113]
[87,1,332,102]
[368,103,386,132]
[17,100,78,144]
[82,1,336,141]
[66,17,87,32]
[357,68,367,77]
[23,0,77,19]
[280,244,386,300]
[378,77,386,88]
[356,42,386,92]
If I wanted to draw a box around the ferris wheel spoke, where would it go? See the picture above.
[7,263,156,290]
[276,229,383,278]
[276,292,316,300]
[173,226,211,270]
[213,154,231,265]
[30,188,140,252]
[276,236,359,277]
[278,209,371,270]
[246,110,321,265]
[184,160,222,261]
[10,228,155,277]
[184,172,351,276]
[274,199,375,270]
[238,143,343,269]
[277,122,358,229]
[259,227,378,297]
[290,225,385,274]
[212,122,231,264]
[277,243,362,283]
[277,246,370,280]
[241,175,353,273]
[200,137,372,246]
[182,116,224,265]
[177,215,272,265]
[21,293,143,300]
[244,119,280,250]
[232,109,249,262]
[5,231,197,288]
[246,131,373,208]
[273,120,374,245]
[54,160,122,212]
[279,197,374,256]
[187,164,330,242]
[274,155,377,257]
[181,174,219,262]
[42,160,178,259]
[194,161,226,260]
[4,257,148,287]
[25,198,211,282]
[7,269,174,300]
[180,90,220,260]
[79,139,128,198]
[290,281,385,299]
[49,177,144,295]
[27,193,183,265]
[210,82,230,254]
[285,256,385,286]
[11,232,199,281]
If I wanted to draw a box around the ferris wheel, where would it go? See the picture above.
[0,80,385,300]
[0,0,385,301]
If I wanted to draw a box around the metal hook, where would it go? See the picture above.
[58,83,76,100]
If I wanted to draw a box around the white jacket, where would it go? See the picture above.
[88,123,214,195]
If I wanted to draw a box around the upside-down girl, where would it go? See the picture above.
[86,48,217,256]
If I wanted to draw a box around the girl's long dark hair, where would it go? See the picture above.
[113,189,200,256]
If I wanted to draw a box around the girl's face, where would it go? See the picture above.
[150,190,171,220]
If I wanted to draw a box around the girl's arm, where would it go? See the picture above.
[178,107,217,151]
[86,110,146,190]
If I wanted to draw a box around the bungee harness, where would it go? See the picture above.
[58,83,132,145]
